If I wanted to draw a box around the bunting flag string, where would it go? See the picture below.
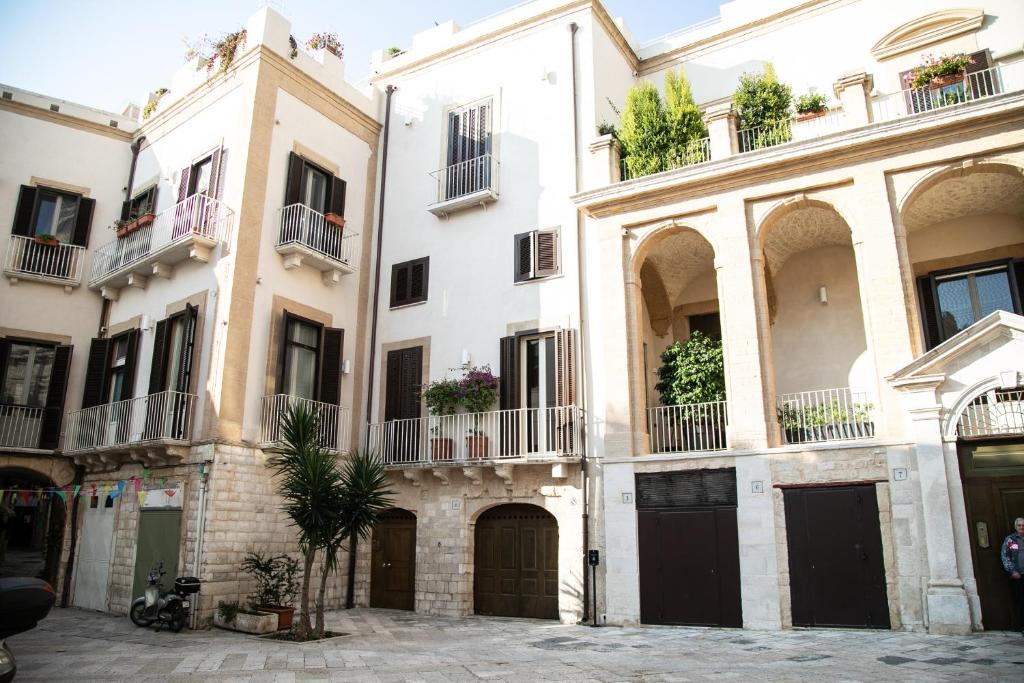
[0,478,182,503]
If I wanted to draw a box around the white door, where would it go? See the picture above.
[521,334,556,453]
[72,496,116,610]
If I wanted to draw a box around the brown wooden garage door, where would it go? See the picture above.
[474,504,558,619]
[370,508,416,611]
[784,485,890,628]
[636,469,742,627]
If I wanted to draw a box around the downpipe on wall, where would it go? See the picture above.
[191,459,211,629]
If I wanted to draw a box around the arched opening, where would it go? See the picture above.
[474,503,557,619]
[370,508,416,610]
[902,163,1024,353]
[0,468,65,584]
[760,201,875,444]
[634,226,726,453]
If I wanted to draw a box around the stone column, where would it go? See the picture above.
[587,134,622,189]
[893,377,972,635]
[833,71,874,127]
[704,103,738,161]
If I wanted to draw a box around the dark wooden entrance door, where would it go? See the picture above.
[635,469,741,627]
[384,346,422,463]
[783,485,890,628]
[474,504,558,619]
[958,440,1024,631]
[370,509,417,610]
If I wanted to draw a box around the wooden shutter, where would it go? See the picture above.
[214,151,227,203]
[177,166,191,202]
[208,147,223,201]
[147,186,160,214]
[391,264,409,307]
[12,185,36,237]
[40,345,73,450]
[284,152,304,206]
[966,49,997,97]
[916,275,942,350]
[320,328,344,405]
[71,197,95,247]
[535,230,559,277]
[498,336,519,410]
[121,329,140,401]
[555,328,577,407]
[120,200,131,221]
[329,176,347,217]
[177,304,198,394]
[384,350,403,421]
[81,338,112,408]
[0,339,8,393]
[514,232,533,282]
[400,347,422,420]
[409,260,427,302]
[148,319,169,395]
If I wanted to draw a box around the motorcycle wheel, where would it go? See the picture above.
[169,608,187,633]
[129,601,153,627]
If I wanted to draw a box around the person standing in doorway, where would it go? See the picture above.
[1002,517,1024,633]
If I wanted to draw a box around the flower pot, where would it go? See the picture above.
[213,610,278,634]
[795,109,827,122]
[324,212,346,228]
[136,213,156,228]
[466,435,489,459]
[930,73,964,89]
[431,437,455,461]
[259,605,294,630]
[31,237,59,246]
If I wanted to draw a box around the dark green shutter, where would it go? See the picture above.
[82,338,112,408]
[320,328,344,405]
[177,304,198,393]
[514,232,532,282]
[148,319,169,394]
[384,350,402,421]
[284,152,304,206]
[12,185,37,237]
[71,197,95,247]
[329,176,347,217]
[409,260,427,301]
[916,275,942,350]
[40,345,73,450]
[499,336,518,410]
[121,329,140,401]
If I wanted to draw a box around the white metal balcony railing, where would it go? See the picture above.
[777,387,875,445]
[647,401,729,454]
[90,194,233,286]
[64,391,195,453]
[621,136,711,180]
[0,405,45,449]
[277,204,358,266]
[737,119,794,153]
[958,388,1024,438]
[430,154,499,205]
[4,235,85,285]
[369,405,581,466]
[871,63,1021,123]
[259,395,351,453]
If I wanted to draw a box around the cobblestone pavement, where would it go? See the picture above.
[7,607,1024,682]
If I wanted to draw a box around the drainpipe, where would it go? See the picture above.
[125,135,146,210]
[59,464,85,607]
[191,459,211,629]
[567,20,593,624]
[364,85,397,447]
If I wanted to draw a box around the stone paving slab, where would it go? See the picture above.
[7,607,1024,681]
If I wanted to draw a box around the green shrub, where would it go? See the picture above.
[795,92,828,114]
[654,331,725,407]
[618,81,666,178]
[910,53,973,88]
[664,69,708,166]
[732,64,792,130]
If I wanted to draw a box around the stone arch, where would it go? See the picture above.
[468,499,556,525]
[898,160,1024,232]
[629,219,718,279]
[0,454,76,488]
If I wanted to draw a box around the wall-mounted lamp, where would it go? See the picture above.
[818,285,828,305]
[342,359,352,375]
[141,315,153,332]
[461,349,472,367]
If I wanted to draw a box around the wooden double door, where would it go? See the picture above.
[474,504,559,619]
[783,485,890,628]
[370,509,416,611]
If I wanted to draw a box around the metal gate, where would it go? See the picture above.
[72,496,116,611]
[131,509,182,599]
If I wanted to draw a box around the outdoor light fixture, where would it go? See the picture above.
[342,359,352,375]
[818,285,828,304]
[461,349,471,366]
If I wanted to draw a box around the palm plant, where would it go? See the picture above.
[338,451,394,612]
[270,403,344,640]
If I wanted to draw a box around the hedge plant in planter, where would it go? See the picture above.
[241,551,299,630]
[795,92,828,121]
[654,331,726,450]
[733,64,793,148]
[422,378,460,460]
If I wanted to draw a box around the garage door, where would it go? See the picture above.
[783,485,890,628]
[474,504,558,619]
[637,468,742,627]
[72,495,116,611]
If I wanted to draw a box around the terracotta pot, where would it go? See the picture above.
[259,605,294,630]
[324,212,346,228]
[466,435,489,459]
[795,109,827,122]
[136,213,156,227]
[431,437,454,461]
[929,72,964,89]
[31,237,59,246]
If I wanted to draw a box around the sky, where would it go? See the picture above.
[0,0,725,113]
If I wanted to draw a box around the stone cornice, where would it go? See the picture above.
[573,91,1024,219]
[0,98,133,142]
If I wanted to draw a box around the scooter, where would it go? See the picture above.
[129,562,201,632]
[0,577,56,683]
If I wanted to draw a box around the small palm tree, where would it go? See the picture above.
[270,403,343,640]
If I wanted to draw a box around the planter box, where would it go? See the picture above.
[466,435,489,459]
[258,605,294,630]
[795,109,828,122]
[930,73,964,89]
[214,610,278,634]
[431,437,454,461]
[31,236,60,246]
[116,213,155,239]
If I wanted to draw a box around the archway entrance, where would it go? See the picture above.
[0,469,65,584]
[474,504,558,619]
[370,508,416,610]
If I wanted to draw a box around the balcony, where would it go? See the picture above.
[622,137,710,180]
[89,194,233,299]
[0,405,54,452]
[64,390,196,467]
[369,406,581,485]
[777,387,875,446]
[647,401,729,454]
[259,395,351,453]
[3,236,85,290]
[428,154,499,217]
[275,204,359,285]
[871,63,1020,123]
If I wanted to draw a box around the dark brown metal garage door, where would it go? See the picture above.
[474,504,558,619]
[636,469,742,627]
[783,485,890,628]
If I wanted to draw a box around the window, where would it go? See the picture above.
[900,49,996,114]
[11,185,95,247]
[1,342,55,407]
[81,330,139,409]
[444,99,492,200]
[0,338,73,450]
[276,312,345,405]
[149,305,198,395]
[390,257,429,307]
[514,229,559,282]
[284,152,346,217]
[917,260,1023,349]
[190,156,214,197]
[108,335,131,404]
[124,186,158,221]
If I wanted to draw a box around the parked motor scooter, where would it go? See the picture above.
[0,577,56,683]
[129,561,201,632]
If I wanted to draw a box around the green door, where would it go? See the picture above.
[131,509,182,598]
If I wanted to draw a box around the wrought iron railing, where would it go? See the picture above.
[871,63,1020,123]
[737,119,793,153]
[777,387,874,445]
[64,391,195,453]
[0,405,46,449]
[647,401,728,453]
[259,395,351,453]
[430,154,498,204]
[621,136,711,180]
[4,236,85,285]
[369,405,581,466]
[958,388,1024,438]
[277,204,358,267]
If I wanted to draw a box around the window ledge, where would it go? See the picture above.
[514,273,564,286]
[4,268,80,292]
[389,300,428,311]
[428,187,498,217]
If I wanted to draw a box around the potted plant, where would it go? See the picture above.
[654,331,726,450]
[423,378,460,461]
[213,601,278,634]
[306,32,343,59]
[910,53,974,90]
[240,551,299,630]
[795,92,828,121]
[31,233,59,246]
[324,212,346,228]
[459,365,498,459]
